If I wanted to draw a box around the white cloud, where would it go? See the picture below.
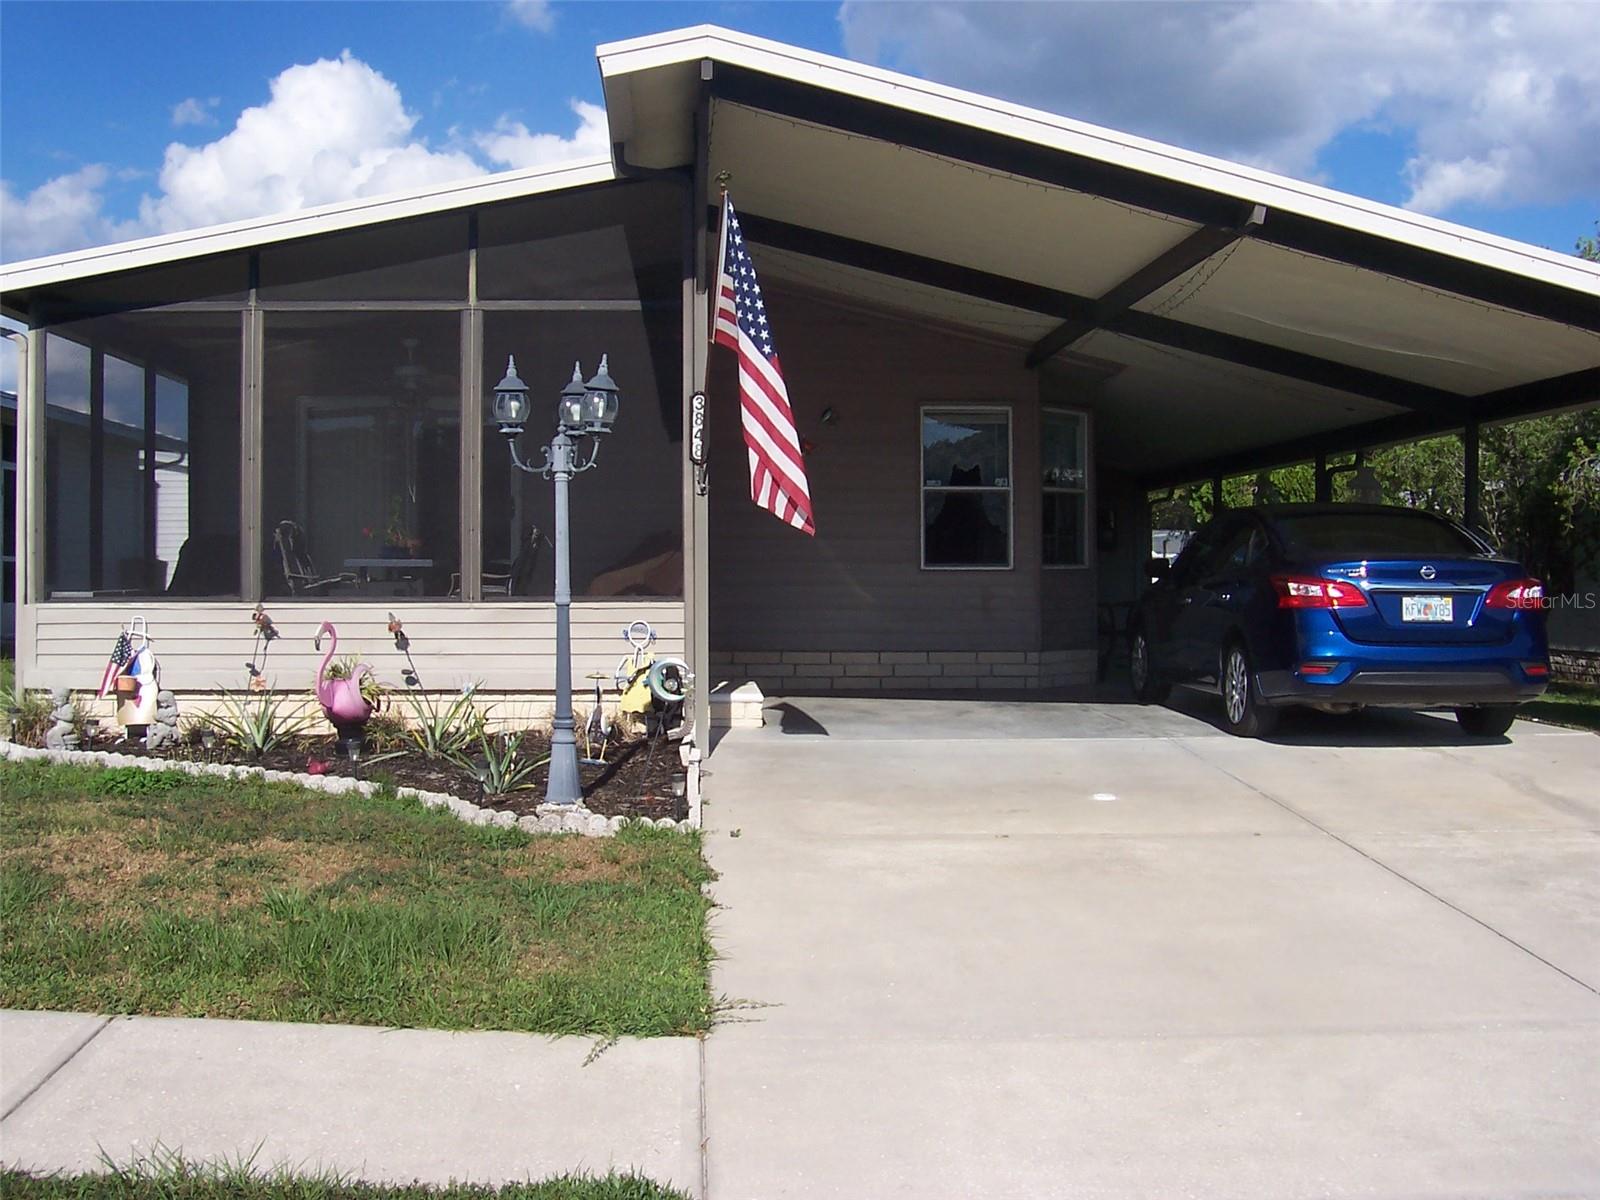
[476,100,609,169]
[839,0,1600,215]
[506,0,554,33]
[136,51,484,234]
[1,52,613,262]
[0,165,119,261]
[171,96,220,127]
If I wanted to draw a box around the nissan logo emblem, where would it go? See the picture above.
[1420,565,1436,580]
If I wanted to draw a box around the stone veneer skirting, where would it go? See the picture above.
[710,649,1097,693]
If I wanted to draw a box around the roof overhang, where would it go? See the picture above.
[0,156,617,306]
[600,26,1600,481]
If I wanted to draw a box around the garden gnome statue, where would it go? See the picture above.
[44,688,80,751]
[144,690,181,751]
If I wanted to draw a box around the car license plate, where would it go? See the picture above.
[1402,595,1453,622]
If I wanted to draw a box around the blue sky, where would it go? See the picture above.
[1,0,1597,265]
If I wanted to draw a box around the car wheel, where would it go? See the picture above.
[1221,643,1279,738]
[1455,705,1517,738]
[1130,630,1170,704]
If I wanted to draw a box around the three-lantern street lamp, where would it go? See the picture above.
[491,355,620,806]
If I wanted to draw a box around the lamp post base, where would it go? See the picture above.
[545,731,583,806]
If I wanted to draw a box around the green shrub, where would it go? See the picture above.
[3,687,59,747]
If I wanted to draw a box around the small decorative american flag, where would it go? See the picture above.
[713,195,815,536]
[97,631,133,699]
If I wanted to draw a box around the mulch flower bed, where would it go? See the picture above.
[84,728,688,822]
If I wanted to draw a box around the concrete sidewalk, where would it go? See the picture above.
[1,1011,701,1190]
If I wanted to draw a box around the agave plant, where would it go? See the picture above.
[404,684,487,759]
[204,687,317,758]
[452,729,548,796]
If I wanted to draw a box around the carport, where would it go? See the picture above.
[597,27,1600,720]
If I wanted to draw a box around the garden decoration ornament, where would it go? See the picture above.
[313,621,380,752]
[44,688,81,751]
[247,605,280,691]
[582,671,614,765]
[144,690,182,751]
[97,616,160,735]
[388,612,424,689]
[615,620,659,717]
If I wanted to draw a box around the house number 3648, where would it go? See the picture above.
[690,392,707,465]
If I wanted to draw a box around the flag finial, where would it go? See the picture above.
[714,170,732,197]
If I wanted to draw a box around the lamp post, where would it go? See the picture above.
[491,354,620,805]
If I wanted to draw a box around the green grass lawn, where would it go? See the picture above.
[0,762,712,1036]
[0,1168,689,1200]
[1522,683,1600,732]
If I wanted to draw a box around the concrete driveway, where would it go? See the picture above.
[701,695,1600,1199]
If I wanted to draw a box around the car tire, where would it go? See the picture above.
[1130,629,1170,704]
[1220,642,1279,738]
[1455,705,1517,738]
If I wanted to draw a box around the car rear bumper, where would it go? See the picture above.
[1258,666,1547,708]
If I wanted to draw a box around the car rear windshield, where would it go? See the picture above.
[1272,512,1481,558]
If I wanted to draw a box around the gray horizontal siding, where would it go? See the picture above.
[19,600,683,692]
[709,286,1103,655]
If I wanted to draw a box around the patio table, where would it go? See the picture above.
[343,558,435,595]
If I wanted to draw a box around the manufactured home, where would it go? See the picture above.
[3,26,1597,745]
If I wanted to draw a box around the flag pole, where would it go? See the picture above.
[710,172,731,345]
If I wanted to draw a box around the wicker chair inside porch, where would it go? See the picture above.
[273,520,358,596]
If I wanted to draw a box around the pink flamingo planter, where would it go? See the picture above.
[313,621,377,742]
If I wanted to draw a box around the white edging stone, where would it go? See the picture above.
[0,740,696,837]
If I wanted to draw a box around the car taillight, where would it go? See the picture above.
[1272,575,1370,609]
[1485,578,1545,610]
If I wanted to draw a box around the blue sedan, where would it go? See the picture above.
[1130,504,1550,737]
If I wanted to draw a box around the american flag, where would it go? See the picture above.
[97,631,133,699]
[713,196,815,536]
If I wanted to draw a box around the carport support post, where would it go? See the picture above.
[684,63,713,753]
[1463,421,1481,531]
[1211,474,1224,514]
[1314,453,1331,504]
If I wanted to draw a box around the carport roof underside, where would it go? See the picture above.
[601,27,1600,484]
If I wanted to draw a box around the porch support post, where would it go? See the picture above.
[1211,474,1224,514]
[240,305,263,601]
[1463,420,1481,530]
[684,62,713,753]
[88,348,104,591]
[11,329,42,685]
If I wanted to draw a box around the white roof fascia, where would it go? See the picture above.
[0,157,617,295]
[598,26,1600,297]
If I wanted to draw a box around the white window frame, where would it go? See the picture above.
[919,403,1014,571]
[1041,406,1089,570]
